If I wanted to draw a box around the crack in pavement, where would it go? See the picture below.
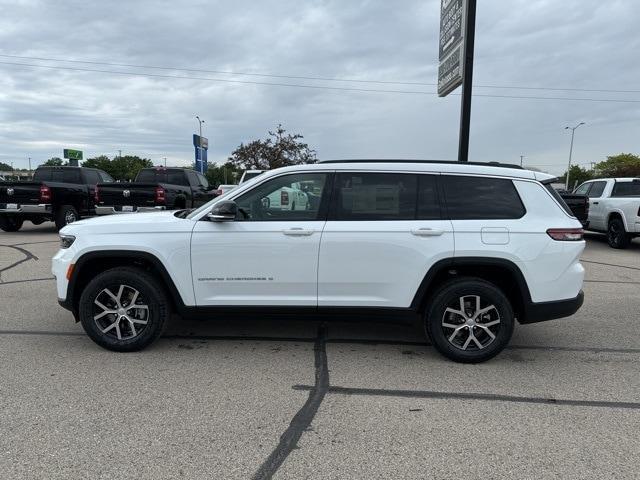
[252,324,329,480]
[292,385,640,410]
[0,244,39,282]
[0,277,54,286]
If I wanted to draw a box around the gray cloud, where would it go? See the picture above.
[0,0,638,174]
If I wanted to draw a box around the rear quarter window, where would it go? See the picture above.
[442,175,526,220]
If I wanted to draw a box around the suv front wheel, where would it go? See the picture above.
[78,267,169,351]
[425,278,514,363]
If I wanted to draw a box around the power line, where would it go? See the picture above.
[1,60,640,103]
[0,53,639,94]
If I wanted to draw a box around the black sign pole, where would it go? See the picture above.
[457,0,476,163]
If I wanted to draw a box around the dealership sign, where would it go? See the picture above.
[438,0,467,97]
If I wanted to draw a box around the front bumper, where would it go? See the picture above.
[96,205,166,215]
[0,203,52,214]
[519,290,584,324]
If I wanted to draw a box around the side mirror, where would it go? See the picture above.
[207,200,237,221]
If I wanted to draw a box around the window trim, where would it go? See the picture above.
[231,171,334,222]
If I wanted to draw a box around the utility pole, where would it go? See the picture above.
[28,157,31,172]
[457,0,477,162]
[520,155,524,167]
[164,157,167,167]
[118,150,122,159]
[564,122,585,190]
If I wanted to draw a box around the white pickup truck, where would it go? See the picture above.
[574,178,640,248]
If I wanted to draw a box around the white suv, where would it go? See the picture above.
[53,161,585,363]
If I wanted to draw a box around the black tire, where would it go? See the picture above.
[30,217,45,225]
[425,278,514,363]
[0,215,23,232]
[607,217,631,249]
[55,205,79,230]
[78,267,170,352]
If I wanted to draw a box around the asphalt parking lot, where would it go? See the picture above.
[1,223,639,479]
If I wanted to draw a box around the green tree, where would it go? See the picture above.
[41,157,67,167]
[83,155,154,181]
[561,165,594,190]
[0,161,12,171]
[228,124,317,170]
[204,161,242,187]
[594,153,640,178]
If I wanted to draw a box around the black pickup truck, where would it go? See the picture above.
[95,167,216,215]
[0,166,114,232]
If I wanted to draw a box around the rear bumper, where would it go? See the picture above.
[519,290,584,324]
[96,205,166,215]
[0,203,52,214]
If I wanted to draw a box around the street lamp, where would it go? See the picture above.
[195,115,205,139]
[564,122,585,191]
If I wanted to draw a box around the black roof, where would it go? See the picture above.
[318,159,524,170]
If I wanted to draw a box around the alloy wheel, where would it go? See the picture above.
[92,284,149,340]
[441,295,501,351]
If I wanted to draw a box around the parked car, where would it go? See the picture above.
[262,182,309,210]
[573,178,640,248]
[239,169,265,184]
[0,166,113,231]
[95,167,216,215]
[53,160,585,363]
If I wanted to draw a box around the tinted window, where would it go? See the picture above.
[587,181,606,198]
[196,173,209,189]
[99,171,114,182]
[417,175,440,220]
[136,169,188,185]
[442,175,525,220]
[50,168,81,183]
[235,173,328,221]
[574,183,591,195]
[611,181,640,197]
[333,173,417,221]
[84,170,100,185]
[33,169,51,181]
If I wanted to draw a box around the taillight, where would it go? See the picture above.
[39,185,51,203]
[155,186,165,204]
[281,191,289,205]
[94,185,100,203]
[547,228,584,241]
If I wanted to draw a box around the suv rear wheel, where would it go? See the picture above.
[78,267,169,352]
[425,278,514,363]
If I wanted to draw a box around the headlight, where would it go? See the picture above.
[60,234,76,249]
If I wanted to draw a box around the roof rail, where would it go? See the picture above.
[318,159,523,170]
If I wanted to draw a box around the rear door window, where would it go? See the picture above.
[49,169,81,183]
[84,170,100,185]
[332,173,417,221]
[442,175,526,220]
[611,181,640,197]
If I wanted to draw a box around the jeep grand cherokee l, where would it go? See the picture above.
[52,160,585,363]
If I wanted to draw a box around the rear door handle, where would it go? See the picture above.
[593,202,599,205]
[283,228,314,236]
[411,228,444,237]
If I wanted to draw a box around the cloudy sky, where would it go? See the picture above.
[0,0,638,175]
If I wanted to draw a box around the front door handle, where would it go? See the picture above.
[283,228,314,236]
[592,201,599,205]
[411,228,444,237]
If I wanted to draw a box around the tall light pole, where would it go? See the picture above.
[564,122,585,190]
